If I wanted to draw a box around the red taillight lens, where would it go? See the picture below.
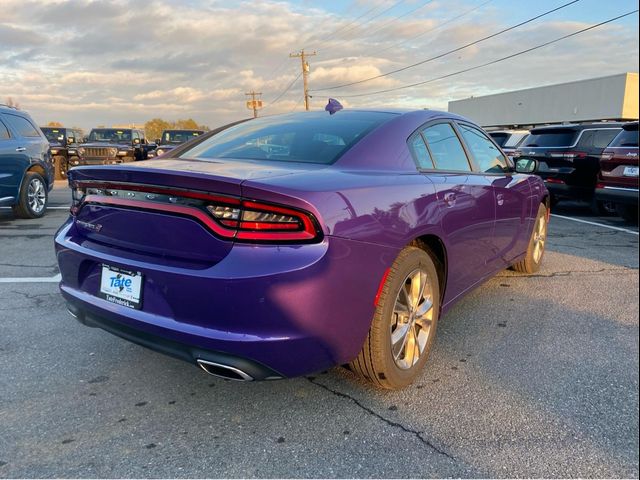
[545,178,565,184]
[71,181,321,243]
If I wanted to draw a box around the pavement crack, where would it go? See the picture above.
[8,290,60,307]
[306,377,453,459]
[498,267,638,279]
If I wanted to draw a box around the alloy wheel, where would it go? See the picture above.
[28,178,46,214]
[390,268,435,370]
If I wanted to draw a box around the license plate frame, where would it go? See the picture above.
[99,264,143,310]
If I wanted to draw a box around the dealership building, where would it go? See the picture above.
[448,72,638,128]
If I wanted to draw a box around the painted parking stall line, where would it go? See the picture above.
[551,214,639,236]
[0,273,61,283]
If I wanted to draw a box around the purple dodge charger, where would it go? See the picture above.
[55,109,549,389]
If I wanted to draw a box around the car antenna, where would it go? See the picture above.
[325,98,343,115]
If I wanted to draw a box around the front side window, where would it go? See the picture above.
[422,123,471,172]
[5,114,41,137]
[180,111,395,165]
[459,124,509,173]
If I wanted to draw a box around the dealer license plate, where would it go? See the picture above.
[99,264,143,310]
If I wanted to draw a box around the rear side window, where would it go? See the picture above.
[522,129,578,147]
[610,128,639,147]
[409,134,433,169]
[0,119,10,140]
[422,123,471,172]
[459,124,509,173]
[592,129,622,149]
[4,114,41,137]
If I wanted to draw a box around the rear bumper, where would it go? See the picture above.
[595,186,639,205]
[544,181,593,200]
[65,301,283,380]
[55,221,398,378]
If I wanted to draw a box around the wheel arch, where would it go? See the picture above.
[410,233,448,306]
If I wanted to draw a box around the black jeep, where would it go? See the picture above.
[40,127,85,179]
[79,128,151,167]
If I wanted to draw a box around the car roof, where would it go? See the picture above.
[531,122,625,133]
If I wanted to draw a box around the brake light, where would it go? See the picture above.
[548,151,587,160]
[70,181,321,243]
[545,178,565,184]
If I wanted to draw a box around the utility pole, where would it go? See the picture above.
[289,49,316,111]
[245,91,263,118]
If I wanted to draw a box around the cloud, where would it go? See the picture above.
[0,0,637,129]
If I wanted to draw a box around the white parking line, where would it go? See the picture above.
[552,214,639,236]
[0,274,61,283]
[0,206,69,210]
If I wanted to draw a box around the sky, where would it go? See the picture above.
[1,0,638,131]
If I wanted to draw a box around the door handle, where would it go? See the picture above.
[496,193,504,206]
[16,147,26,152]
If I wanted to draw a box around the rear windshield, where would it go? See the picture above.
[489,132,508,147]
[610,128,639,148]
[180,111,396,164]
[41,127,66,142]
[522,129,578,148]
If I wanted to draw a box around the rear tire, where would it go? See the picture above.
[616,204,638,224]
[590,198,616,216]
[512,203,547,274]
[12,172,48,219]
[349,246,440,390]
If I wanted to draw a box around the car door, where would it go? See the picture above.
[456,122,532,267]
[412,121,497,305]
[0,114,33,204]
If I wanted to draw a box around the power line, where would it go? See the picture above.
[304,1,387,51]
[333,10,638,99]
[360,0,436,40]
[333,0,408,41]
[263,71,302,109]
[376,0,493,55]
[312,0,581,92]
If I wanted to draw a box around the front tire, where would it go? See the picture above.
[12,172,48,219]
[512,203,547,274]
[350,246,440,390]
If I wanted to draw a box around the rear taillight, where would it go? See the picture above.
[545,178,565,184]
[548,151,587,160]
[70,181,321,243]
[207,199,319,241]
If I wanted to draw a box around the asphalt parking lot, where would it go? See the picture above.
[0,182,638,478]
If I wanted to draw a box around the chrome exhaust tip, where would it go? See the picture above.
[196,359,254,381]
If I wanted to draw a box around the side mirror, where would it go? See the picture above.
[515,158,538,174]
[133,138,141,145]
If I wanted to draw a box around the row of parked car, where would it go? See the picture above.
[40,126,204,179]
[489,121,639,222]
[1,102,638,222]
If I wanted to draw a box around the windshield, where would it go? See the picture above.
[180,111,395,164]
[162,130,204,144]
[41,127,66,143]
[88,129,132,143]
[522,129,578,148]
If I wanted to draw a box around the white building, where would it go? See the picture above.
[448,73,638,128]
